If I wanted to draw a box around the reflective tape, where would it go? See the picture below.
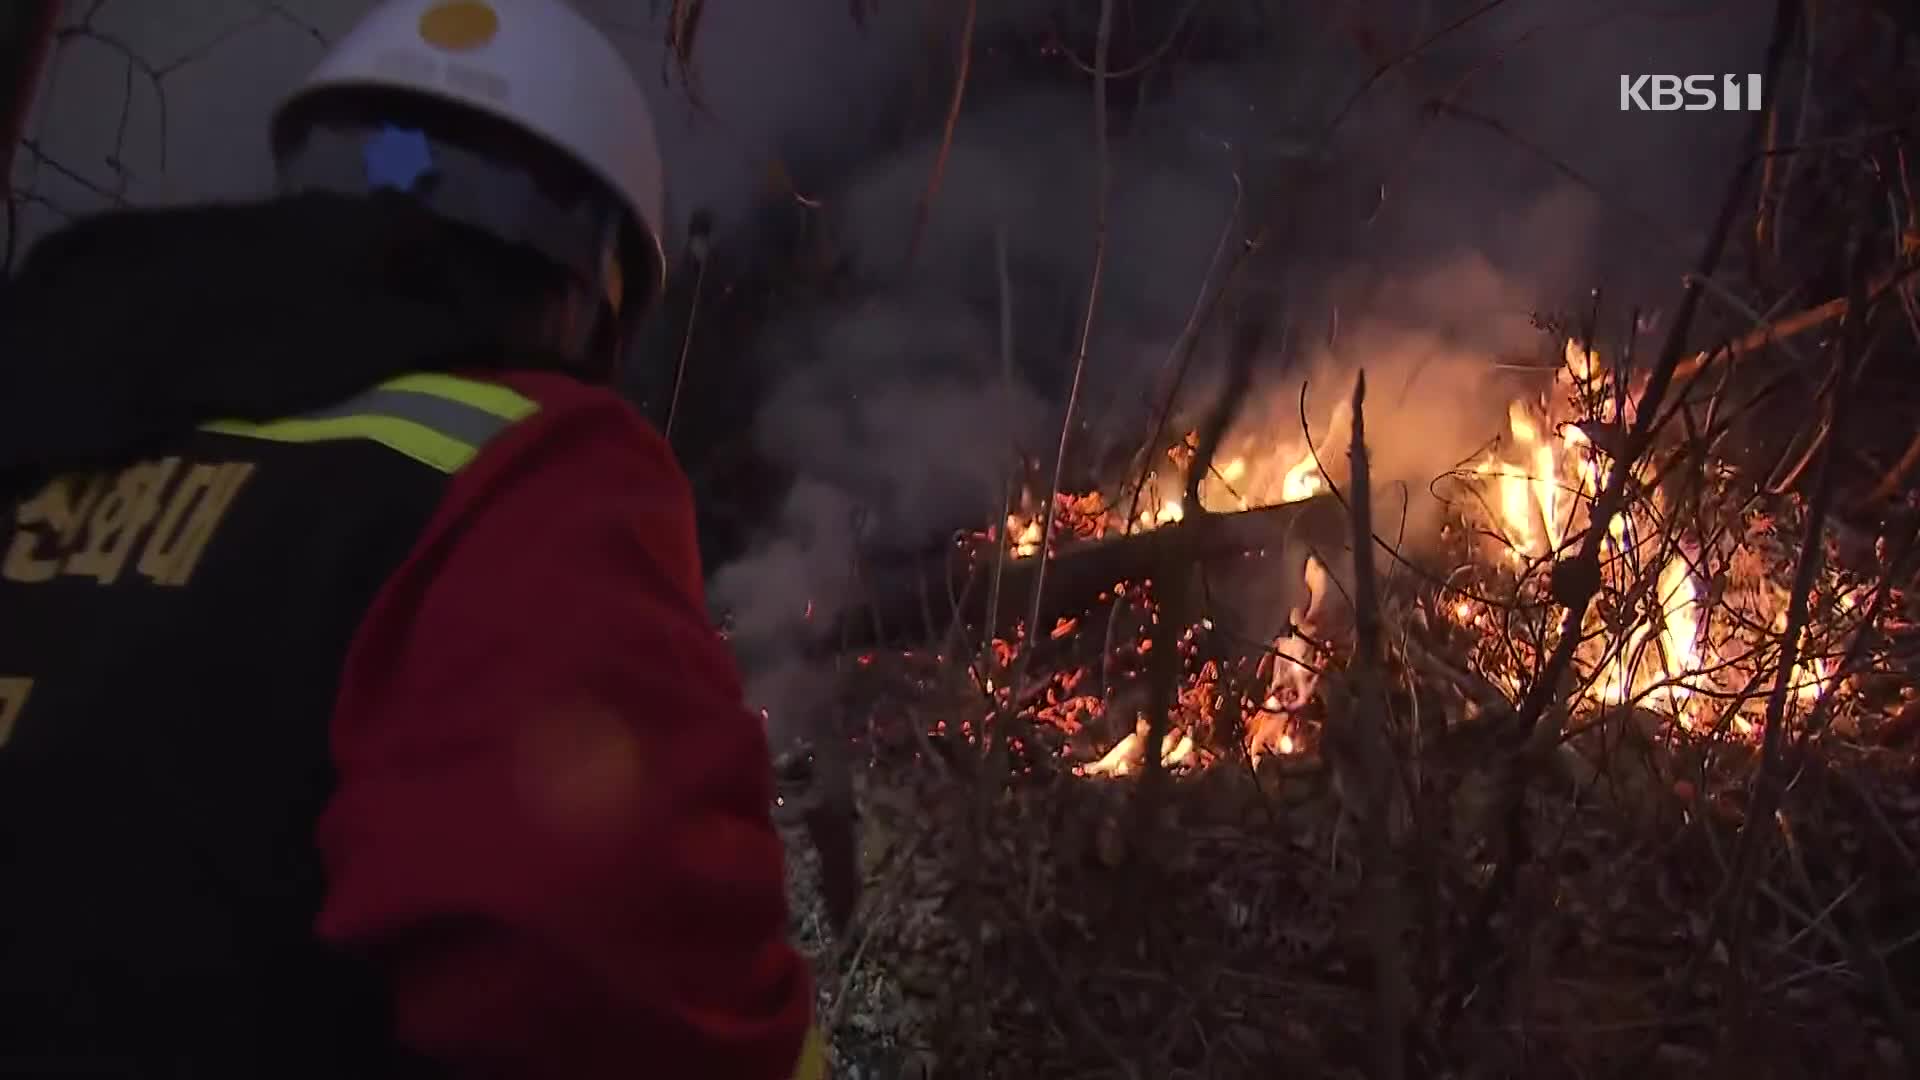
[373,373,541,422]
[201,374,538,473]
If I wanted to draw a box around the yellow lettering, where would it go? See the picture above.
[137,462,254,587]
[1,522,56,585]
[63,458,180,586]
[3,475,106,584]
[0,677,31,749]
[5,456,256,588]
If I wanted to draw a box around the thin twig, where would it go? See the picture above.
[663,213,711,441]
[1060,0,1207,79]
[1320,0,1516,149]
[981,222,1018,681]
[1704,265,1857,1000]
[1010,0,1114,708]
[905,0,977,268]
[1425,100,1682,250]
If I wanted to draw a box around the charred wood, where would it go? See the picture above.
[833,495,1348,652]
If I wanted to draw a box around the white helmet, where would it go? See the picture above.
[271,0,668,312]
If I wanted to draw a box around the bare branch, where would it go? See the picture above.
[1334,370,1411,1080]
[17,138,126,206]
[905,0,976,269]
[1059,0,1208,80]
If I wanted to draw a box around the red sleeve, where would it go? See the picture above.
[313,372,814,1079]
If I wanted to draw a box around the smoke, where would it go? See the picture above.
[712,87,1256,734]
[708,289,1052,736]
[706,0,1780,735]
[707,477,860,737]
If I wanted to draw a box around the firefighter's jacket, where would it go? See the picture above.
[0,194,819,1079]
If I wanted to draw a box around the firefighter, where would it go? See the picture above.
[0,1,820,1077]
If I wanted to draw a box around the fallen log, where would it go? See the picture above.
[835,494,1350,650]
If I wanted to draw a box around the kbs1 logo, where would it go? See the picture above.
[1619,74,1763,111]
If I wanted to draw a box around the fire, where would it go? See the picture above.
[1010,515,1043,558]
[1280,450,1323,503]
[1000,440,1322,556]
[995,403,1336,562]
[1459,343,1719,720]
[1448,337,1842,734]
[1797,655,1831,702]
[1474,399,1572,563]
[961,335,1841,782]
[1589,555,1702,717]
[1262,554,1329,714]
[1079,720,1198,777]
[1247,698,1302,764]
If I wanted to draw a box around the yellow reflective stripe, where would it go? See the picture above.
[788,1026,827,1080]
[199,374,540,474]
[200,414,478,474]
[375,373,539,421]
